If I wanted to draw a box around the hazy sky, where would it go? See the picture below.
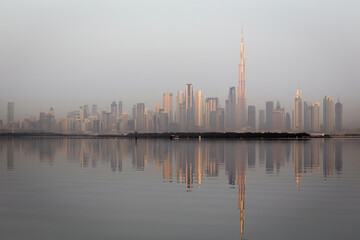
[1,0,359,129]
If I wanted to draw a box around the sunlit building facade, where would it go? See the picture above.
[323,96,334,132]
[293,89,303,132]
[194,90,204,130]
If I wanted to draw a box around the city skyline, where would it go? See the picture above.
[1,0,359,129]
[0,32,351,133]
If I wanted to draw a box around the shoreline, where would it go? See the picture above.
[0,132,315,140]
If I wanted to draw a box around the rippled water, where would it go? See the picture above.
[1,138,360,240]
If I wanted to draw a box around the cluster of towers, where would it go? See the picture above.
[256,90,342,133]
[1,31,344,133]
[291,90,342,133]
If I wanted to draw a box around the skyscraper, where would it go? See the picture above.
[163,93,173,125]
[311,102,320,132]
[259,110,266,131]
[194,90,204,130]
[136,103,145,132]
[226,87,236,130]
[304,101,311,132]
[266,101,274,131]
[273,101,285,131]
[175,91,186,132]
[285,113,291,131]
[7,102,14,123]
[205,98,218,131]
[83,105,89,119]
[237,29,247,130]
[118,101,123,116]
[91,104,98,117]
[335,99,342,132]
[293,89,303,132]
[80,107,84,122]
[111,101,117,116]
[130,105,135,119]
[323,96,334,132]
[175,91,184,122]
[247,105,256,131]
[185,84,194,130]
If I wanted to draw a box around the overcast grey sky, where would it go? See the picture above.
[0,0,359,129]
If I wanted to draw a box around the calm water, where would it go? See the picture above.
[1,138,360,240]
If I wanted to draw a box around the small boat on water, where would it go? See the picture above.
[170,135,180,140]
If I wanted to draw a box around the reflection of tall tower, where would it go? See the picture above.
[273,142,286,173]
[265,143,274,173]
[310,140,320,173]
[162,147,173,182]
[237,30,246,130]
[323,140,334,178]
[132,140,145,170]
[247,142,256,167]
[195,142,203,185]
[185,143,194,189]
[304,141,312,173]
[7,141,14,170]
[204,141,219,176]
[293,142,303,187]
[335,141,342,174]
[236,142,247,240]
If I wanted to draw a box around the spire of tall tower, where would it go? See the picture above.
[237,28,246,130]
[240,27,244,68]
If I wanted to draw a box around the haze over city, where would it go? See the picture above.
[1,0,359,129]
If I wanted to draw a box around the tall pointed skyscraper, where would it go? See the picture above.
[237,29,247,130]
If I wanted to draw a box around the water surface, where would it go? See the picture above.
[1,139,359,240]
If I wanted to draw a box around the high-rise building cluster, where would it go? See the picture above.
[0,31,344,134]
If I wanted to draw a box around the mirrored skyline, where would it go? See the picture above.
[2,138,359,240]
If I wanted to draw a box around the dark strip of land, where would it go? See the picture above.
[0,132,312,139]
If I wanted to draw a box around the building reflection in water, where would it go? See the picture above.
[335,141,342,174]
[133,140,146,170]
[3,139,343,181]
[311,140,320,173]
[294,141,304,187]
[323,140,335,178]
[7,140,14,170]
[236,142,247,240]
[259,141,265,165]
[273,142,286,173]
[1,138,345,239]
[247,142,255,168]
[225,142,247,239]
[266,143,273,174]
